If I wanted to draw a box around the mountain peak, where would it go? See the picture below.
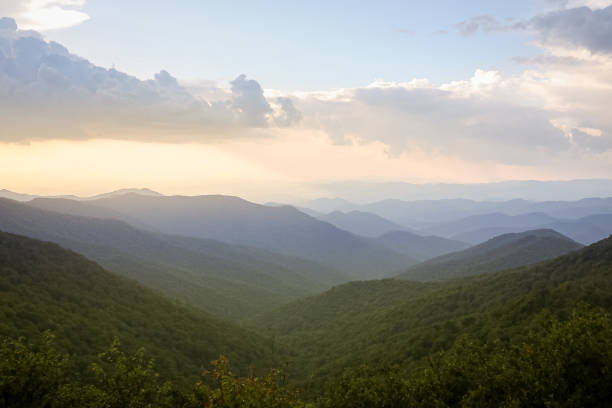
[86,188,163,200]
[397,228,583,281]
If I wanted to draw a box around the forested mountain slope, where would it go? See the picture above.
[0,231,273,380]
[0,198,347,320]
[253,234,612,389]
[396,229,582,281]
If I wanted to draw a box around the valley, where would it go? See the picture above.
[1,188,612,406]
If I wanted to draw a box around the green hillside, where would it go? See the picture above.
[2,230,612,407]
[396,229,582,281]
[0,198,347,320]
[252,234,612,391]
[0,231,274,380]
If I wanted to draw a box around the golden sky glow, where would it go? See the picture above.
[3,132,604,202]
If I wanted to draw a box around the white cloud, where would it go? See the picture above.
[0,19,301,142]
[314,80,563,162]
[1,3,611,175]
[289,46,612,163]
[0,0,89,31]
[550,0,612,9]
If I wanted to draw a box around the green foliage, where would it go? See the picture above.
[88,338,182,408]
[3,222,612,406]
[0,231,274,382]
[0,332,72,408]
[252,235,612,391]
[3,308,611,407]
[0,335,307,408]
[193,355,309,408]
[323,307,612,408]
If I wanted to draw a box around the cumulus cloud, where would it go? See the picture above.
[2,2,611,170]
[437,3,612,162]
[271,97,301,127]
[292,71,575,164]
[290,52,612,163]
[229,74,273,126]
[0,0,89,31]
[0,18,301,142]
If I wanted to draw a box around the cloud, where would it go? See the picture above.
[0,0,89,31]
[512,54,586,66]
[0,18,301,142]
[290,59,612,164]
[545,0,612,9]
[272,97,301,127]
[0,17,18,31]
[451,5,612,161]
[456,14,529,37]
[531,5,612,53]
[456,15,505,36]
[1,3,611,173]
[571,128,612,151]
[230,74,273,126]
[458,4,612,55]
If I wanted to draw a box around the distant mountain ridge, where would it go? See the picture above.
[377,230,471,262]
[317,210,415,237]
[0,198,348,320]
[28,197,156,231]
[0,187,163,202]
[298,196,612,229]
[72,194,418,277]
[305,179,612,203]
[426,212,612,245]
[423,212,559,238]
[396,229,583,281]
[85,188,163,200]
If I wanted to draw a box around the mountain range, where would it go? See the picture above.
[2,187,612,402]
[251,233,611,390]
[396,229,582,281]
[30,194,418,277]
[0,198,348,320]
[299,196,612,229]
[0,231,274,379]
[316,210,415,237]
[305,179,612,202]
[424,212,612,245]
[376,230,470,261]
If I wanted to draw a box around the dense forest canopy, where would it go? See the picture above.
[0,231,274,381]
[2,230,612,406]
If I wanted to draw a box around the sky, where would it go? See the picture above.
[1,0,612,201]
